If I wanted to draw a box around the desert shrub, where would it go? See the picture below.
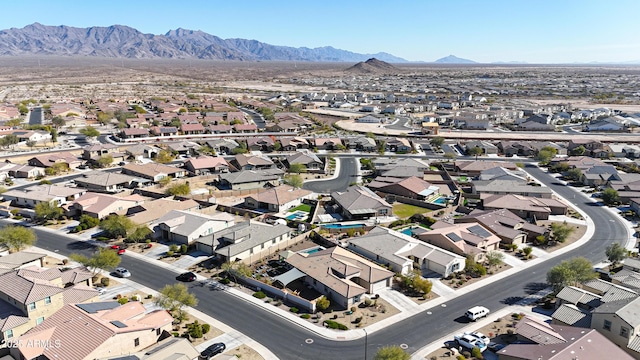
[290,307,299,313]
[101,277,110,286]
[324,320,348,330]
[253,291,267,299]
[364,298,373,307]
[169,244,179,252]
[166,251,174,257]
[300,314,311,319]
[117,297,129,305]
[180,244,188,254]
[471,346,484,359]
[188,321,203,339]
[202,323,210,334]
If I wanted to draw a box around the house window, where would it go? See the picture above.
[272,239,276,244]
[28,302,36,311]
[156,328,161,336]
[261,243,265,249]
[36,317,44,325]
[6,329,13,339]
[45,296,51,305]
[250,248,254,254]
[603,320,612,331]
[621,326,630,338]
[134,338,140,347]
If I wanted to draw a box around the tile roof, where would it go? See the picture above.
[75,171,137,187]
[183,155,228,170]
[331,185,391,212]
[60,267,93,285]
[246,185,312,206]
[212,221,291,257]
[0,270,64,304]
[551,303,592,328]
[62,283,99,304]
[128,198,200,225]
[157,210,234,237]
[219,169,283,184]
[593,297,640,328]
[555,286,602,308]
[0,298,29,331]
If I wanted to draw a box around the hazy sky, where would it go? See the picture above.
[5,0,640,63]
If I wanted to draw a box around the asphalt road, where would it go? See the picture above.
[1,163,627,359]
[239,107,266,129]
[28,107,43,125]
[302,157,357,193]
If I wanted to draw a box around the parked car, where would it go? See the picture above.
[96,287,107,295]
[465,306,490,321]
[454,334,487,352]
[176,272,196,282]
[111,245,126,255]
[488,342,506,352]
[114,267,131,278]
[199,342,226,359]
[465,331,490,345]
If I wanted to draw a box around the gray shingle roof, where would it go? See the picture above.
[213,221,291,258]
[551,304,592,328]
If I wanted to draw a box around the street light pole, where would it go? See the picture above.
[363,328,368,360]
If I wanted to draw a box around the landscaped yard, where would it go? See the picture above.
[290,203,312,213]
[392,203,430,218]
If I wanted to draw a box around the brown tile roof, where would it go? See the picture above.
[184,155,228,170]
[17,266,62,282]
[128,197,200,225]
[0,270,64,304]
[60,267,93,285]
[246,185,312,206]
[62,283,99,304]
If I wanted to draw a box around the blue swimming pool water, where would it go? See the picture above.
[401,228,413,236]
[322,223,365,229]
[433,197,447,205]
[303,246,325,254]
[286,211,308,220]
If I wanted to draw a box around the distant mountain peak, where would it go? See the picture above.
[0,22,408,63]
[345,57,398,74]
[434,55,476,64]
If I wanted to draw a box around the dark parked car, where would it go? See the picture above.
[488,342,506,352]
[199,342,225,359]
[176,272,197,282]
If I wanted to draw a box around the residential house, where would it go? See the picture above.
[149,126,179,137]
[374,158,430,177]
[9,301,173,360]
[313,138,343,151]
[218,169,284,190]
[609,144,640,159]
[98,337,200,360]
[346,136,377,152]
[127,197,200,226]
[201,221,292,262]
[208,124,233,134]
[585,117,629,132]
[0,252,46,273]
[121,163,185,182]
[0,265,98,343]
[233,124,258,133]
[347,227,465,277]
[456,209,547,245]
[119,128,149,139]
[206,138,239,155]
[166,141,199,156]
[246,137,276,152]
[285,246,394,309]
[454,160,518,176]
[357,114,384,123]
[180,123,205,135]
[65,192,143,219]
[73,171,137,193]
[243,185,313,213]
[182,156,229,175]
[517,120,556,131]
[498,315,634,360]
[367,176,440,201]
[82,144,119,161]
[331,186,392,220]
[418,221,501,262]
[279,137,310,151]
[11,130,52,143]
[2,164,45,179]
[125,144,160,161]
[155,210,235,245]
[3,185,86,208]
[591,297,640,359]
[28,152,82,169]
[568,139,604,156]
[464,140,499,155]
[580,165,620,187]
[383,137,412,153]
[480,193,567,220]
[472,167,553,198]
[232,154,275,171]
[285,150,324,173]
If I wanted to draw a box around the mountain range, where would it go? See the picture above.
[0,23,408,63]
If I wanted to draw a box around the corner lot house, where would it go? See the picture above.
[418,221,501,262]
[218,169,284,190]
[9,301,173,360]
[285,246,394,309]
[155,210,235,245]
[347,227,465,277]
[3,184,86,208]
[456,208,547,245]
[121,163,185,182]
[243,185,313,213]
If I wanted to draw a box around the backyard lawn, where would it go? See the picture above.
[392,203,430,218]
[290,204,312,212]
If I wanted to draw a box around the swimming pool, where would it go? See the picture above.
[433,197,447,205]
[321,223,365,229]
[401,228,413,236]
[286,210,308,220]
[301,246,325,254]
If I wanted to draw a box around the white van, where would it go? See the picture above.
[465,306,489,321]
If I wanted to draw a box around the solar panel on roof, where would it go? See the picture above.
[110,320,128,328]
[446,232,463,242]
[76,301,121,314]
[468,224,492,238]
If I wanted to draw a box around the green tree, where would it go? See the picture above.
[570,145,586,156]
[0,134,19,149]
[0,225,37,252]
[468,146,483,160]
[100,214,135,239]
[429,136,445,149]
[316,296,330,312]
[50,128,57,143]
[97,154,113,168]
[51,116,66,128]
[550,221,575,243]
[373,345,410,360]
[602,188,620,206]
[157,177,172,187]
[288,163,307,174]
[5,118,23,127]
[566,168,583,182]
[34,202,63,223]
[606,242,627,268]
[70,247,121,276]
[536,149,555,165]
[25,140,36,150]
[522,246,533,259]
[156,150,175,164]
[231,142,248,155]
[79,126,100,139]
[547,257,597,292]
[444,152,456,161]
[166,182,190,196]
[485,251,505,270]
[284,174,303,189]
[154,283,198,319]
[221,261,252,282]
[413,276,433,295]
[128,226,152,243]
[96,112,113,125]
